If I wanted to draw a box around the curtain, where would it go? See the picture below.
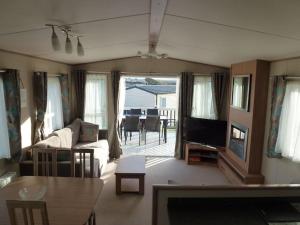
[73,70,86,120]
[274,80,300,161]
[191,76,216,119]
[267,76,286,157]
[59,74,71,125]
[0,76,11,159]
[2,69,21,159]
[33,72,47,143]
[175,72,194,159]
[108,71,122,159]
[212,72,228,120]
[84,74,108,129]
[44,77,64,136]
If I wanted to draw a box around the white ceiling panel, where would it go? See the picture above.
[0,0,149,34]
[166,0,300,40]
[158,15,300,66]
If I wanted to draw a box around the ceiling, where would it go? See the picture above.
[1,0,300,67]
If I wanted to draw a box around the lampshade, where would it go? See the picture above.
[51,26,61,51]
[65,34,73,54]
[77,37,84,56]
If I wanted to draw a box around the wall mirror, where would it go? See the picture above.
[231,74,251,111]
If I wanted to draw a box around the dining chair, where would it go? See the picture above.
[124,115,141,145]
[70,149,96,225]
[144,116,161,145]
[147,108,159,116]
[33,148,58,177]
[6,200,49,225]
[71,149,94,178]
[130,108,142,115]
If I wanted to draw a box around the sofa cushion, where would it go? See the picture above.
[79,121,99,142]
[51,118,81,148]
[73,139,109,168]
[34,136,61,148]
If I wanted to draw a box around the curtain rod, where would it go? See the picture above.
[285,76,300,80]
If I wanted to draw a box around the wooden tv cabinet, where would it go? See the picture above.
[185,142,224,165]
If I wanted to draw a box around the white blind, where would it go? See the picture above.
[44,77,64,136]
[84,74,108,129]
[0,77,10,159]
[275,80,300,161]
[191,76,216,119]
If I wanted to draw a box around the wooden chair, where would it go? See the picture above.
[6,200,49,225]
[71,149,96,225]
[71,149,94,178]
[33,148,57,176]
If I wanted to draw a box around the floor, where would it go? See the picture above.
[121,129,176,157]
[95,156,230,225]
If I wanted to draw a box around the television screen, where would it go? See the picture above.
[183,117,227,147]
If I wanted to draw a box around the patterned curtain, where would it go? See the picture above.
[2,69,21,159]
[109,71,122,159]
[212,72,228,120]
[59,74,71,125]
[267,76,286,157]
[72,70,86,120]
[33,72,47,143]
[175,72,194,159]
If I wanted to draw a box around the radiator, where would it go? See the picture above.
[0,172,16,189]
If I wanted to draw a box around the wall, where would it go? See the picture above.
[125,88,156,108]
[73,57,228,74]
[262,57,300,184]
[157,93,178,109]
[0,50,70,176]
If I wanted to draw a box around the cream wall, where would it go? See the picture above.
[74,57,228,74]
[262,57,300,184]
[0,50,70,176]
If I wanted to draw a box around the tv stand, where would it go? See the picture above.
[185,142,224,165]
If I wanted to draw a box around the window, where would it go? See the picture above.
[160,97,167,108]
[191,76,216,119]
[84,74,108,129]
[275,80,300,161]
[44,77,64,136]
[0,77,10,159]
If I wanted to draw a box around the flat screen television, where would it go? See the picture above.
[183,117,227,147]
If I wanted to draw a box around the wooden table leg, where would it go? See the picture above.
[139,175,145,195]
[116,175,122,195]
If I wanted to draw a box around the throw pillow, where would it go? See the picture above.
[79,122,99,142]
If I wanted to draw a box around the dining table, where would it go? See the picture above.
[120,115,169,143]
[0,176,103,225]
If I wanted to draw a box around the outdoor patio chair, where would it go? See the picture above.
[130,108,142,115]
[147,108,159,115]
[144,116,161,145]
[124,115,142,145]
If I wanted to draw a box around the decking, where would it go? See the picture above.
[121,129,176,157]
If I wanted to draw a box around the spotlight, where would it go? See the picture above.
[77,37,84,56]
[65,33,73,54]
[51,26,61,51]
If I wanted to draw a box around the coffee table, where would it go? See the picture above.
[115,155,146,195]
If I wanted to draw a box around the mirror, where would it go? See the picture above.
[231,75,251,111]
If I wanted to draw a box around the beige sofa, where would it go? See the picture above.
[20,119,109,177]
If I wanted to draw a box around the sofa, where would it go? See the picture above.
[20,118,109,177]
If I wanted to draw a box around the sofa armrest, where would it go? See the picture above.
[98,129,108,140]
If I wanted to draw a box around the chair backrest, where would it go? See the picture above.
[124,116,140,131]
[71,149,94,178]
[33,148,57,177]
[147,108,159,116]
[130,108,142,115]
[145,116,161,132]
[123,109,131,115]
[6,200,49,225]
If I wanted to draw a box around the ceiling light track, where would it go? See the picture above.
[45,24,84,56]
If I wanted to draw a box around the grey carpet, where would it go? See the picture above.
[95,157,230,225]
